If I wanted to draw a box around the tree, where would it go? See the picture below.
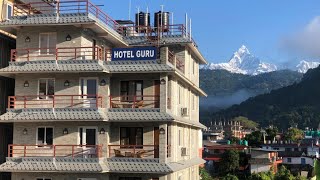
[199,167,213,180]
[221,174,239,180]
[284,128,303,143]
[219,150,239,175]
[274,166,294,180]
[266,127,278,141]
[244,131,263,147]
[248,172,273,180]
[232,116,259,129]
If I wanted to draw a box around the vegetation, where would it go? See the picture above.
[284,128,304,143]
[232,116,259,129]
[266,127,278,141]
[247,166,307,180]
[221,174,239,180]
[244,131,263,147]
[199,167,214,180]
[219,150,240,175]
[209,66,320,129]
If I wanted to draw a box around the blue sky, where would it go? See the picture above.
[93,0,320,64]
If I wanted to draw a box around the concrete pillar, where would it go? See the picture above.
[160,47,169,64]
[159,123,168,163]
[160,73,168,113]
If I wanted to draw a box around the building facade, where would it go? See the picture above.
[0,1,207,180]
[249,149,282,174]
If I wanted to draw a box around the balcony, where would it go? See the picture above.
[109,95,160,109]
[12,0,122,34]
[8,95,103,109]
[10,46,112,62]
[168,50,185,73]
[108,145,160,158]
[8,144,102,158]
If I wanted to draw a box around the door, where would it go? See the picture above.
[154,127,159,158]
[80,78,97,107]
[86,129,96,145]
[79,127,97,157]
[154,80,160,108]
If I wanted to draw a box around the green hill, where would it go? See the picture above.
[206,67,320,130]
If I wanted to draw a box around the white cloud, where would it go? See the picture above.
[282,16,320,58]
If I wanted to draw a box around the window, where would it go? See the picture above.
[36,178,52,180]
[192,60,195,74]
[7,4,12,19]
[37,127,53,146]
[285,148,291,152]
[78,127,97,146]
[39,79,54,99]
[287,158,292,163]
[178,129,181,146]
[135,81,143,101]
[39,33,57,54]
[120,81,143,101]
[119,178,142,180]
[120,127,143,146]
[192,92,196,110]
[301,158,306,165]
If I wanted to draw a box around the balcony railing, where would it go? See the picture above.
[109,95,160,109]
[121,24,186,37]
[8,95,103,109]
[168,50,185,72]
[108,145,159,158]
[10,46,112,62]
[8,144,102,158]
[12,0,122,34]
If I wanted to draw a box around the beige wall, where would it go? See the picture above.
[12,173,109,180]
[14,73,110,109]
[15,26,113,61]
[13,122,109,157]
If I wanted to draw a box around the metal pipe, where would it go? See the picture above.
[190,18,192,41]
[185,13,188,37]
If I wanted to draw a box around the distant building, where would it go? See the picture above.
[249,148,282,174]
[207,120,252,139]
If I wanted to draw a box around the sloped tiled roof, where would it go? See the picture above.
[0,108,107,122]
[104,60,174,73]
[0,13,94,26]
[0,157,204,173]
[0,157,103,172]
[123,35,192,46]
[105,158,172,173]
[106,108,174,122]
[0,60,107,73]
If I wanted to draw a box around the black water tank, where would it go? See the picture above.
[154,11,170,32]
[135,12,150,33]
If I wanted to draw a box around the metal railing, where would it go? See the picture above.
[108,145,159,158]
[10,46,111,62]
[8,94,103,109]
[8,144,102,158]
[12,0,122,34]
[168,50,185,73]
[109,95,160,109]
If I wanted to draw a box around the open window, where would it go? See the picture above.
[37,127,53,146]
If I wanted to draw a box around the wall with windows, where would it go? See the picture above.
[12,122,109,157]
[14,73,110,108]
[12,172,108,180]
[282,157,313,166]
[15,26,113,61]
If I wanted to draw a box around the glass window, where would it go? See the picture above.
[120,127,143,146]
[301,158,306,165]
[120,81,129,101]
[37,127,53,146]
[7,4,12,19]
[39,79,54,99]
[39,33,57,54]
[287,158,292,163]
[135,81,143,101]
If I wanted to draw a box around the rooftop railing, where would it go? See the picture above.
[8,144,102,158]
[109,95,160,109]
[12,0,122,34]
[8,94,103,109]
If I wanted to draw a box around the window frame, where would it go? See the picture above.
[36,127,54,147]
[39,32,57,55]
[287,157,292,163]
[6,3,13,20]
[79,77,98,99]
[120,127,143,147]
[38,78,55,100]
[78,126,98,146]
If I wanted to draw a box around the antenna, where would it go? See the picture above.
[171,12,174,25]
[128,0,132,20]
[185,13,188,37]
[189,18,192,41]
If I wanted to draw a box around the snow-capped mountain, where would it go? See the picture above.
[202,45,277,75]
[296,60,320,73]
